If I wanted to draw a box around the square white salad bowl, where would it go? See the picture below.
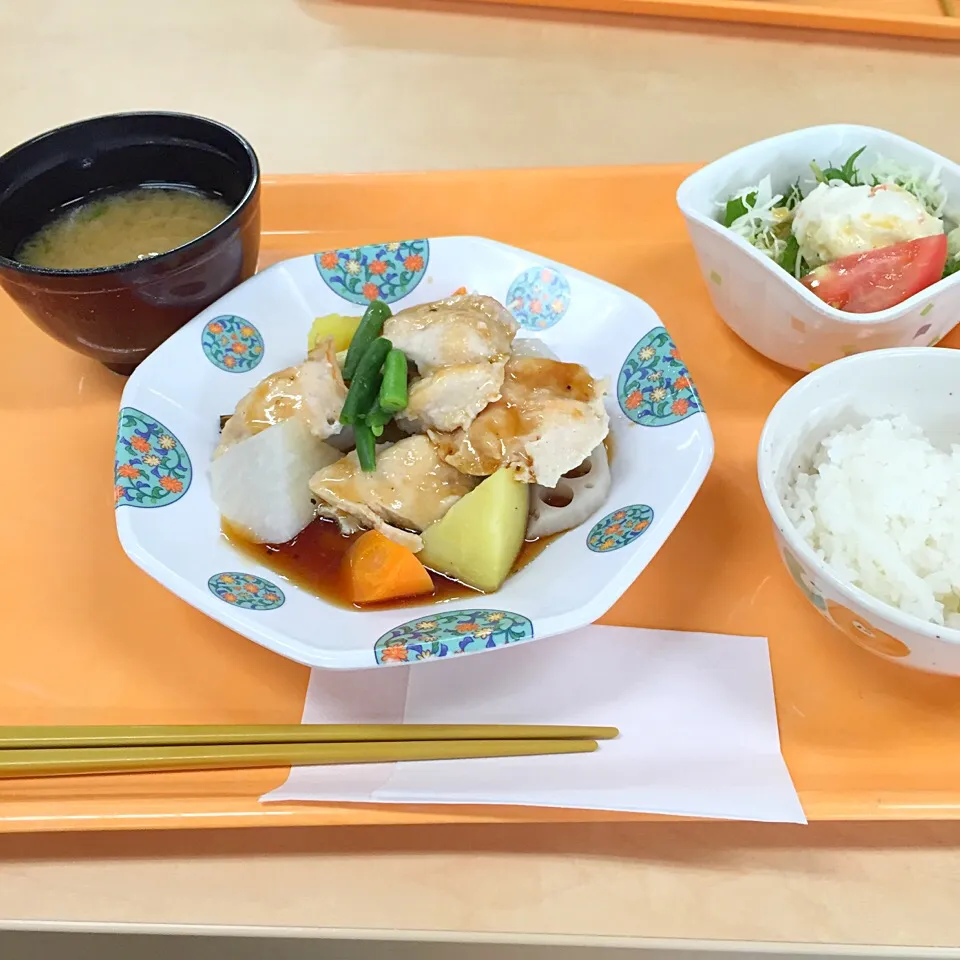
[115,237,714,669]
[677,125,960,372]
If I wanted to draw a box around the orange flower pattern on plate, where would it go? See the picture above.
[375,610,534,664]
[506,265,570,331]
[201,315,264,373]
[114,408,192,509]
[315,240,429,305]
[587,505,655,553]
[618,327,703,427]
[208,573,285,611]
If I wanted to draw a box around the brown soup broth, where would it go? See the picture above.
[223,518,557,611]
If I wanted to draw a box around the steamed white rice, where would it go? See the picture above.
[783,415,960,627]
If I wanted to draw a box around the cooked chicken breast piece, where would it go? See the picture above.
[431,357,610,489]
[383,294,518,373]
[309,435,477,552]
[384,294,518,434]
[400,360,507,433]
[215,338,346,458]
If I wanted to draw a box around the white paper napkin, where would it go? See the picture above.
[262,625,805,823]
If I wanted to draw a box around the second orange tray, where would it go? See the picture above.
[4,165,960,833]
[454,0,960,42]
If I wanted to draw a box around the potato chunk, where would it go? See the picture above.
[307,314,361,353]
[418,468,529,592]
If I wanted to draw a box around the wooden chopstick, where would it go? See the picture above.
[0,739,599,779]
[0,724,619,750]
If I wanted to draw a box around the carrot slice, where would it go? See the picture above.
[343,530,434,605]
[451,286,467,296]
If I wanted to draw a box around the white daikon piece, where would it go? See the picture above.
[210,417,341,544]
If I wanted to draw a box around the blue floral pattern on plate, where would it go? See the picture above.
[208,573,285,611]
[375,609,534,664]
[201,315,264,372]
[618,326,703,426]
[315,240,429,305]
[587,505,654,553]
[506,265,571,330]
[114,408,192,508]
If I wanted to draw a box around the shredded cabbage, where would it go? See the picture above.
[718,149,955,280]
[870,157,948,219]
[725,177,783,254]
[721,175,805,275]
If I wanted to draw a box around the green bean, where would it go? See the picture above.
[354,422,377,473]
[364,402,394,438]
[378,348,408,414]
[342,300,391,381]
[339,337,392,425]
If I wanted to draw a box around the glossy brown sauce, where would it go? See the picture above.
[242,368,303,432]
[509,357,597,401]
[223,518,558,611]
[219,356,610,611]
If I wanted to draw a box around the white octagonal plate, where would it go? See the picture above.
[115,236,714,669]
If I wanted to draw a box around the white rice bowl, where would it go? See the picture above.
[783,415,960,627]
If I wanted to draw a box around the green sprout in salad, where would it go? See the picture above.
[720,147,960,282]
[811,146,866,187]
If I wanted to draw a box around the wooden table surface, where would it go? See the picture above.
[3,0,960,944]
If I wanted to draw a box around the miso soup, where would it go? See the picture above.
[14,186,231,270]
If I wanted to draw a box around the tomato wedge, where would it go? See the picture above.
[801,235,948,314]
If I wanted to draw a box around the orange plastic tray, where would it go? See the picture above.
[454,0,960,42]
[5,166,960,834]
